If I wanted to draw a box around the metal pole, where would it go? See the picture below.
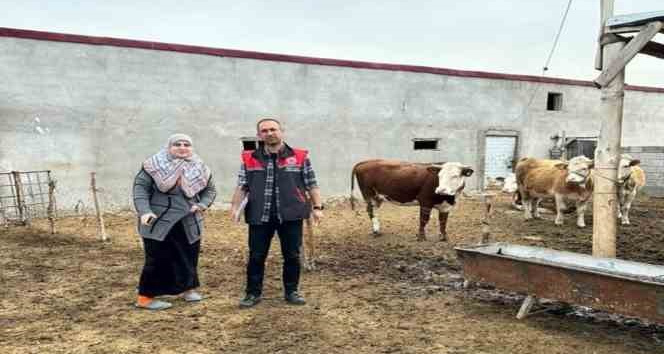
[593,0,624,258]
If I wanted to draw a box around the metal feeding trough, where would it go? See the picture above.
[455,243,664,323]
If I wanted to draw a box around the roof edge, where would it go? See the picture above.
[1,27,663,94]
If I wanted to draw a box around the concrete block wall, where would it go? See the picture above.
[623,146,664,196]
[1,31,663,210]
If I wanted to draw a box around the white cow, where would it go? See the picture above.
[502,173,518,194]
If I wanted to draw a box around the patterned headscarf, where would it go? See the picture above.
[142,134,211,198]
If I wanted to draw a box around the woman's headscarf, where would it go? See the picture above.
[142,133,211,198]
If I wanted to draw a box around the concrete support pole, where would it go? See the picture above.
[593,0,624,258]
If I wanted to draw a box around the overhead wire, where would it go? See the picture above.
[516,0,574,119]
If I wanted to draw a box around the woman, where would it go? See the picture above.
[132,133,216,310]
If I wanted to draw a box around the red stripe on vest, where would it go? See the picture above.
[242,148,308,169]
[242,151,264,170]
[278,148,308,168]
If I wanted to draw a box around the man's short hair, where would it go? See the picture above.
[256,118,282,132]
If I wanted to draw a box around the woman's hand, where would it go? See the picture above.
[140,212,157,226]
[190,204,204,213]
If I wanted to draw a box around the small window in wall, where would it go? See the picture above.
[547,92,563,111]
[240,137,259,151]
[413,138,439,150]
[566,138,597,160]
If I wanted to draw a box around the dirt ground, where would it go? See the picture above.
[2,194,664,354]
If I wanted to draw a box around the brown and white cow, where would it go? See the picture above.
[515,156,594,228]
[617,154,646,225]
[350,159,474,241]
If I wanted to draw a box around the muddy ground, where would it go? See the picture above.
[2,194,664,353]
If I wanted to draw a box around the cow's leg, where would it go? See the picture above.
[374,194,384,208]
[360,186,381,235]
[521,191,534,220]
[621,190,636,225]
[511,192,523,210]
[299,244,306,270]
[438,211,449,242]
[532,198,543,219]
[418,207,432,241]
[557,197,568,214]
[617,189,625,220]
[300,217,316,271]
[575,200,588,228]
[435,203,453,242]
[366,200,381,235]
[554,194,565,226]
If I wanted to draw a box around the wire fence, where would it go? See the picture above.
[0,170,56,226]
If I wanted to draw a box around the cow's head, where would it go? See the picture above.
[429,162,474,196]
[558,156,594,186]
[618,154,640,184]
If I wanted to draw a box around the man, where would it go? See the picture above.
[230,118,323,308]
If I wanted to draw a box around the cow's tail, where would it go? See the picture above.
[350,165,357,211]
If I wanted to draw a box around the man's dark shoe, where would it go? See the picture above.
[285,292,306,305]
[239,294,261,308]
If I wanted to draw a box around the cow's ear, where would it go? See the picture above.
[554,162,568,170]
[427,166,441,174]
[461,167,474,177]
[629,159,641,166]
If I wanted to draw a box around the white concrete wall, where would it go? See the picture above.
[2,36,663,211]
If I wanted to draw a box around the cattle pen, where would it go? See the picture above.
[3,0,664,352]
[450,1,664,325]
[2,194,664,353]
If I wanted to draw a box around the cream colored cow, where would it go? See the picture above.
[515,156,594,228]
[617,154,646,225]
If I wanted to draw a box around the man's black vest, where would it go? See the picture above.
[242,144,311,224]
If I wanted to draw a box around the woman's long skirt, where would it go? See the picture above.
[138,221,200,297]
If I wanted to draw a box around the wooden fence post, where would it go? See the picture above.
[593,0,623,258]
[480,193,494,244]
[47,177,57,234]
[90,172,108,241]
[0,195,7,228]
[11,171,28,226]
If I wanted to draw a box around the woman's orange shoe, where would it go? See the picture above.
[135,295,172,310]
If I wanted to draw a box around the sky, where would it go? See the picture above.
[1,0,663,87]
